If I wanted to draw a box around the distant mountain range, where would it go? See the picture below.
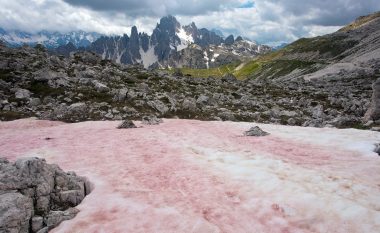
[0,29,101,48]
[0,16,271,68]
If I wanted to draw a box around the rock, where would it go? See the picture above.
[364,78,380,122]
[182,98,197,111]
[36,227,49,233]
[287,118,297,125]
[105,112,114,119]
[33,68,57,81]
[196,95,209,105]
[224,35,235,45]
[217,110,236,121]
[147,100,169,115]
[117,119,137,129]
[142,115,163,125]
[115,88,128,101]
[29,98,41,107]
[371,127,380,131]
[32,216,44,232]
[312,105,324,119]
[0,192,34,233]
[93,80,110,93]
[244,126,270,136]
[0,157,89,232]
[374,143,380,155]
[15,89,31,99]
[221,73,237,82]
[73,51,101,65]
[68,102,87,113]
[44,208,79,229]
[173,69,183,77]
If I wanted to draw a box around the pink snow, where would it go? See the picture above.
[1,118,380,233]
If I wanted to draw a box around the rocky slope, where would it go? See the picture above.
[0,157,90,233]
[234,11,380,81]
[0,40,374,128]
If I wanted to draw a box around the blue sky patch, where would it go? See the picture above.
[238,1,255,8]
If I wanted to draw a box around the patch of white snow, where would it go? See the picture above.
[140,46,158,68]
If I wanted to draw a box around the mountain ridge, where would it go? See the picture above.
[87,15,271,68]
[0,29,102,48]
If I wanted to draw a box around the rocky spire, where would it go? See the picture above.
[129,26,140,59]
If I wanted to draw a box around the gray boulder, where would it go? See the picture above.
[374,143,380,155]
[15,89,31,100]
[182,98,197,112]
[142,115,163,125]
[221,73,237,82]
[117,119,137,129]
[244,126,270,136]
[0,157,90,232]
[0,193,33,233]
[92,80,110,93]
[147,100,169,115]
[364,78,380,122]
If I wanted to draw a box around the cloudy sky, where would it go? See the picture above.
[1,0,379,45]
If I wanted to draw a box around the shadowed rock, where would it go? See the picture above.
[244,126,270,136]
[142,115,163,125]
[364,78,380,122]
[374,143,380,156]
[117,119,137,129]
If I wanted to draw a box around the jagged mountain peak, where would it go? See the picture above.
[156,15,181,33]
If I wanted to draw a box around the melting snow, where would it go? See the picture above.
[1,119,380,233]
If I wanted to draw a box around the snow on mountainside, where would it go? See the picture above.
[176,27,194,51]
[0,28,102,48]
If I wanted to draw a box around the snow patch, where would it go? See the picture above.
[176,27,194,51]
[203,51,209,69]
[140,46,158,68]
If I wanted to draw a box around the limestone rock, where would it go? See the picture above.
[15,89,31,99]
[142,115,163,125]
[244,126,270,136]
[117,119,137,129]
[147,100,169,115]
[0,157,89,232]
[364,78,380,122]
[0,192,33,233]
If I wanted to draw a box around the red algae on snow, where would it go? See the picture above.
[1,118,380,233]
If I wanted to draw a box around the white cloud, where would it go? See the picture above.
[0,0,379,45]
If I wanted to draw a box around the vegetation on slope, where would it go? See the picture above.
[339,11,380,32]
[168,62,240,78]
